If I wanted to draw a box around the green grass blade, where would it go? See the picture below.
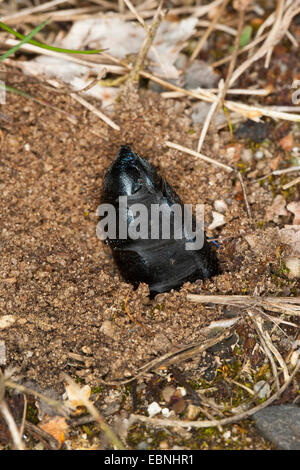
[0,19,49,62]
[239,25,252,49]
[0,21,103,54]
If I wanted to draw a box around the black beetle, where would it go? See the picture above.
[100,145,219,297]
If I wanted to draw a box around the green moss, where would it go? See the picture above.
[75,376,85,384]
[26,403,39,425]
[203,427,215,436]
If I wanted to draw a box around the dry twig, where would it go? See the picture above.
[248,311,280,392]
[187,294,300,316]
[282,176,300,190]
[0,374,25,450]
[229,0,300,86]
[166,140,234,173]
[125,0,164,84]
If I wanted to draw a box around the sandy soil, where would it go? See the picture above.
[0,68,298,449]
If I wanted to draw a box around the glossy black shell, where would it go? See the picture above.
[101,145,219,296]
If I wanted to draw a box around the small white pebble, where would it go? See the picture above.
[240,148,253,164]
[177,386,187,397]
[254,150,264,160]
[214,199,228,214]
[147,402,162,418]
[208,211,226,230]
[161,408,171,418]
[24,143,30,151]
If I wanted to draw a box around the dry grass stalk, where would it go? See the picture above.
[0,398,25,450]
[253,166,300,182]
[71,93,120,130]
[162,88,270,98]
[263,329,290,383]
[264,0,285,68]
[166,140,234,173]
[225,101,300,122]
[125,0,164,84]
[1,41,125,73]
[189,0,231,63]
[1,6,103,25]
[0,0,68,23]
[187,293,300,312]
[197,79,224,153]
[89,0,119,10]
[225,377,255,396]
[171,0,225,18]
[213,5,246,121]
[194,19,237,36]
[0,373,25,450]
[19,394,27,445]
[141,71,300,122]
[285,29,298,48]
[123,0,146,26]
[229,0,300,87]
[282,176,300,190]
[212,33,268,67]
[248,311,280,391]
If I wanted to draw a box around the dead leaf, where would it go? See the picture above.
[265,195,288,222]
[279,225,300,256]
[22,17,198,105]
[39,416,69,448]
[287,201,300,225]
[279,133,294,151]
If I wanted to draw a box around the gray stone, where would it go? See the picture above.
[191,102,226,127]
[184,60,219,90]
[137,441,149,450]
[254,405,300,450]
